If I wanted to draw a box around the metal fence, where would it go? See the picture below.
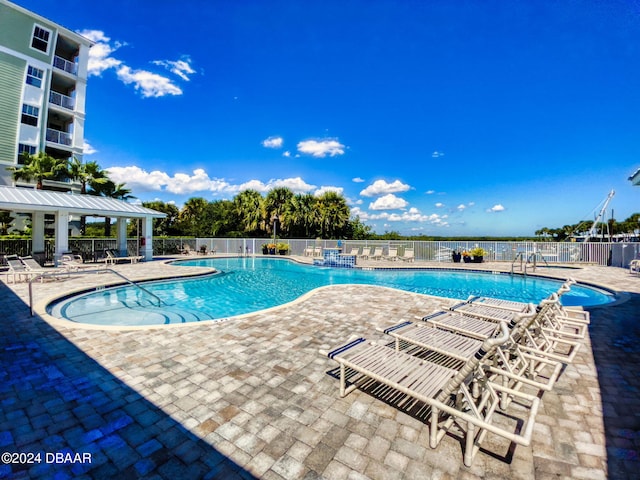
[0,237,636,268]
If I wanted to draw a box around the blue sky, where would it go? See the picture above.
[15,0,640,236]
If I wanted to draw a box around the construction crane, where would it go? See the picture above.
[586,190,615,240]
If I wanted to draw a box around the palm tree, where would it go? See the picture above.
[90,180,135,236]
[178,197,210,237]
[234,189,265,235]
[9,151,69,189]
[142,201,180,236]
[68,157,108,194]
[68,157,110,234]
[316,191,350,238]
[286,193,318,238]
[0,210,13,235]
[264,187,294,237]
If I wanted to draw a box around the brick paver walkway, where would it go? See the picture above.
[1,257,638,479]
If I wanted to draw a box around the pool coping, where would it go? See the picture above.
[34,255,623,331]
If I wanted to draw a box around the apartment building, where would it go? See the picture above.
[0,0,93,191]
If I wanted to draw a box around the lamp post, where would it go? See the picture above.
[271,214,279,247]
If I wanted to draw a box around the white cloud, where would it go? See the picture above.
[168,169,230,194]
[77,28,192,98]
[432,151,445,158]
[106,166,231,194]
[77,29,123,76]
[271,177,317,193]
[106,166,170,192]
[360,179,411,197]
[152,57,195,81]
[83,140,97,155]
[487,204,506,212]
[352,177,365,183]
[425,190,435,195]
[314,186,344,196]
[235,177,317,194]
[262,136,284,149]
[116,66,183,98]
[283,151,291,157]
[435,202,444,208]
[105,166,321,197]
[356,207,449,226]
[297,139,345,158]
[457,204,466,211]
[369,194,409,210]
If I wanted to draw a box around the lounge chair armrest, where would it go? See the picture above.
[320,336,366,358]
[380,321,413,334]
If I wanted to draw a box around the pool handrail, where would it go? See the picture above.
[28,267,166,316]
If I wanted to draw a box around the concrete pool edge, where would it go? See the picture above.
[34,255,622,331]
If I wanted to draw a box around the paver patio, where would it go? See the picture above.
[1,257,638,479]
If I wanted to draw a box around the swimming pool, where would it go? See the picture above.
[47,257,615,326]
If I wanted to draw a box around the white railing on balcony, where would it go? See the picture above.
[49,91,75,110]
[53,55,77,75]
[46,128,72,147]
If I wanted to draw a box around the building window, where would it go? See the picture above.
[31,25,51,53]
[21,104,39,127]
[26,66,44,88]
[18,144,37,164]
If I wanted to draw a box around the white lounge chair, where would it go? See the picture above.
[465,279,590,324]
[451,292,587,340]
[321,323,540,467]
[21,255,69,281]
[400,248,415,262]
[383,247,399,261]
[104,249,143,265]
[630,259,640,276]
[382,312,563,396]
[370,247,383,260]
[4,255,35,283]
[59,254,92,272]
[358,247,373,260]
[427,296,581,365]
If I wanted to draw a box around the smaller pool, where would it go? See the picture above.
[47,257,615,326]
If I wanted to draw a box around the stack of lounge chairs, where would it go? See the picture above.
[321,278,589,466]
[3,254,69,283]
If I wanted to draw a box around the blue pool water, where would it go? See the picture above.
[48,257,615,326]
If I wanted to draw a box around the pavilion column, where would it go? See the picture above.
[141,216,153,261]
[116,218,128,256]
[54,210,70,263]
[31,211,45,254]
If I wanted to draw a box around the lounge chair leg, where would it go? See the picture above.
[430,407,439,448]
[464,421,475,467]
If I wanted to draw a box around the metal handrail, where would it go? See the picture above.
[511,252,525,275]
[28,267,165,316]
[527,251,550,272]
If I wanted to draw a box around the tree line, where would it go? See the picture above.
[6,152,638,241]
[141,188,372,239]
[7,152,371,239]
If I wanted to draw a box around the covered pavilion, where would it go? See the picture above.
[0,185,165,262]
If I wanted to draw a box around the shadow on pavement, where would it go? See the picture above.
[0,282,256,479]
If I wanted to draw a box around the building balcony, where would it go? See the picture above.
[53,55,77,75]
[46,128,73,147]
[49,91,75,111]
